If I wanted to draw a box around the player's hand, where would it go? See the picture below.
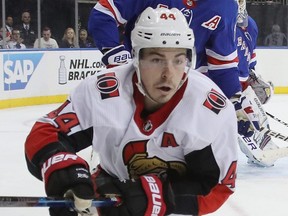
[94,169,175,216]
[42,152,95,216]
[231,92,260,137]
[101,45,132,68]
[247,69,274,104]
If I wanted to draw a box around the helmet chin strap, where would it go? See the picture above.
[135,70,159,105]
[135,79,165,113]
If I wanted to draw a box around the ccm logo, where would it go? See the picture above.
[143,176,163,215]
[41,153,78,175]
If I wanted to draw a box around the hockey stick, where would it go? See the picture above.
[266,112,288,128]
[257,127,288,163]
[0,196,120,208]
[260,127,288,142]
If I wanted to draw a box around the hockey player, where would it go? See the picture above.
[234,0,277,166]
[88,0,262,150]
[88,0,241,98]
[236,0,273,105]
[25,7,238,216]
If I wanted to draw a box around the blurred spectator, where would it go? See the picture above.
[17,11,36,48]
[0,27,12,48]
[34,27,59,48]
[6,28,26,49]
[264,24,287,46]
[59,27,78,48]
[79,28,95,48]
[5,16,14,36]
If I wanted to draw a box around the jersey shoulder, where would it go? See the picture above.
[174,71,236,145]
[70,63,134,102]
[205,0,238,17]
[185,70,234,116]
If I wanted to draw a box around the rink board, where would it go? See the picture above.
[0,48,287,109]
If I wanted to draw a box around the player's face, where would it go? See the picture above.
[139,48,187,110]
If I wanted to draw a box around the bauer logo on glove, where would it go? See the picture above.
[101,45,132,68]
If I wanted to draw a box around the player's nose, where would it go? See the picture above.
[161,61,174,79]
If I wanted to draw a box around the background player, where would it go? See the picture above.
[25,7,238,216]
[236,0,273,104]
[88,0,240,98]
[234,0,279,167]
[88,0,262,153]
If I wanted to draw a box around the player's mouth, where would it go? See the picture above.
[156,85,175,96]
[158,86,171,92]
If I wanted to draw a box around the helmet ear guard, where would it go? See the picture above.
[131,7,196,95]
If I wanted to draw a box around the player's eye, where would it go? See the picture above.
[151,58,163,64]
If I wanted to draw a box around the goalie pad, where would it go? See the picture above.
[242,86,269,128]
[230,91,260,137]
[247,69,274,105]
[238,86,280,166]
[237,131,288,167]
[238,132,277,167]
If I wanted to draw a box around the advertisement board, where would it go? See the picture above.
[0,49,105,108]
[0,48,287,109]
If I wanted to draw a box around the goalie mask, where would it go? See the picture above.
[131,7,196,96]
[237,0,248,28]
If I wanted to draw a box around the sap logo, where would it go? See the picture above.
[3,53,43,90]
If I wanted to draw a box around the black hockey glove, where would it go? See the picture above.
[94,169,175,216]
[42,152,95,216]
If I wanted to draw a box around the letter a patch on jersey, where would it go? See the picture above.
[161,132,179,147]
[201,15,221,30]
[203,89,227,114]
[96,72,120,99]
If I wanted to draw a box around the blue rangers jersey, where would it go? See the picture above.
[236,16,258,82]
[88,0,241,98]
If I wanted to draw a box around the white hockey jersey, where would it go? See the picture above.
[25,62,238,215]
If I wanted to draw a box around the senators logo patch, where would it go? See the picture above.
[203,89,227,114]
[96,72,119,99]
[123,140,186,179]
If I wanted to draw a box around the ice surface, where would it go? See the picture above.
[1,95,288,216]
